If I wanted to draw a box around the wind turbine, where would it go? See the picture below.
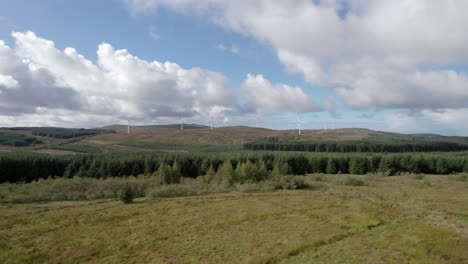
[180,113,184,131]
[210,115,214,130]
[255,113,261,128]
[127,118,133,134]
[297,113,302,135]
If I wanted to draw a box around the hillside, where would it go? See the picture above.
[1,124,468,154]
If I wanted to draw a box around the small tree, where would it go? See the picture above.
[216,160,235,185]
[326,158,338,174]
[204,164,216,183]
[118,184,135,203]
[158,163,173,184]
[171,160,181,183]
[255,160,269,182]
[270,162,281,180]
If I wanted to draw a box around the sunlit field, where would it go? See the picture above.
[1,174,467,263]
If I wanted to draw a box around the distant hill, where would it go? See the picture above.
[1,124,468,154]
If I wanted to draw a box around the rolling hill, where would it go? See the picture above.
[1,124,468,154]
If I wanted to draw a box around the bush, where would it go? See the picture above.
[277,176,308,190]
[0,176,155,203]
[118,184,135,203]
[335,176,367,186]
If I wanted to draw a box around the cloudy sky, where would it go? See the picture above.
[1,0,468,135]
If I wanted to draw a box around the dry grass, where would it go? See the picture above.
[1,175,467,263]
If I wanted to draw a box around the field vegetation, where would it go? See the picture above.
[2,126,468,262]
[1,174,467,263]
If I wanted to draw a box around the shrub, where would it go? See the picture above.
[118,184,135,203]
[236,181,276,193]
[335,176,367,186]
[277,176,308,190]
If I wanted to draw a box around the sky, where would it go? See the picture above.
[0,0,468,135]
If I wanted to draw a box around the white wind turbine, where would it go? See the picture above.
[254,113,262,128]
[210,115,214,130]
[297,113,302,135]
[127,117,134,134]
[180,113,184,131]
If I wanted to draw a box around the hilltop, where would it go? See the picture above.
[1,124,467,155]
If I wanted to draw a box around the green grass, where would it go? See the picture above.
[1,175,468,263]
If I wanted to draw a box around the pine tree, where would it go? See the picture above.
[326,158,338,174]
[256,160,268,181]
[171,160,181,183]
[204,164,216,183]
[270,162,281,180]
[216,160,235,185]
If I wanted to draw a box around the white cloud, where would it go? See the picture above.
[0,31,236,125]
[385,109,468,136]
[1,31,322,127]
[0,39,84,115]
[215,42,240,55]
[240,74,318,113]
[123,0,468,111]
[0,74,20,89]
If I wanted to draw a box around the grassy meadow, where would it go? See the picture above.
[1,174,468,263]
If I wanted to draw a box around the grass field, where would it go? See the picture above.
[1,175,467,263]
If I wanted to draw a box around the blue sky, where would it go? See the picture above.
[0,1,467,135]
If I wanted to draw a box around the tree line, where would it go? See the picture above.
[243,141,468,153]
[0,134,42,147]
[1,151,468,183]
[31,128,113,139]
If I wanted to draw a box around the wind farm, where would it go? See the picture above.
[2,0,468,263]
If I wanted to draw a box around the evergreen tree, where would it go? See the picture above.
[204,164,216,183]
[216,160,235,185]
[171,160,181,183]
[255,160,269,181]
[270,162,281,180]
[326,158,338,174]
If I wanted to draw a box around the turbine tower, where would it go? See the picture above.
[180,113,184,131]
[127,118,133,134]
[256,114,259,128]
[298,114,302,135]
[210,115,214,130]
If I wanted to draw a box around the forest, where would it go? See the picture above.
[243,140,468,152]
[0,134,42,147]
[1,151,467,183]
[30,127,114,139]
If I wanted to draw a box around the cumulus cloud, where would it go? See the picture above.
[385,109,468,136]
[0,74,20,89]
[1,30,322,127]
[0,31,238,125]
[240,74,318,113]
[0,39,84,115]
[123,0,468,111]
